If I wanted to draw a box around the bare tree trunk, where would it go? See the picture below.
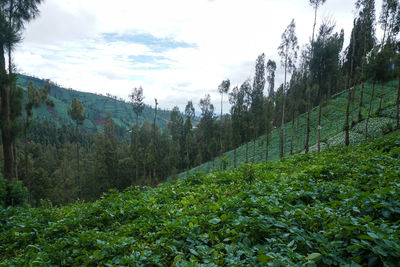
[366,81,376,139]
[345,22,356,146]
[290,110,295,155]
[234,148,237,168]
[135,115,139,182]
[305,86,311,153]
[153,99,158,180]
[280,64,287,158]
[220,94,223,169]
[317,92,323,153]
[397,77,400,129]
[358,81,365,122]
[13,142,18,180]
[76,137,81,199]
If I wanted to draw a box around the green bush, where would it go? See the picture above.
[0,177,28,208]
[0,175,6,208]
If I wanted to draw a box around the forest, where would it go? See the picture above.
[0,0,400,207]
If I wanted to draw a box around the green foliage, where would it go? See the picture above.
[1,135,400,265]
[0,176,28,208]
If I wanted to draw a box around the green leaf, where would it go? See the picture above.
[307,253,322,260]
[257,254,272,263]
[209,218,221,225]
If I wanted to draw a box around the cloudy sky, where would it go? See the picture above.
[14,0,383,113]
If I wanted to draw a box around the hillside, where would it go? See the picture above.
[17,74,173,133]
[179,81,399,178]
[1,133,399,265]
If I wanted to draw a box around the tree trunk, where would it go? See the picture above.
[220,94,223,168]
[317,91,322,153]
[153,100,158,180]
[345,85,352,146]
[24,126,31,205]
[0,44,14,182]
[397,77,400,129]
[76,128,81,199]
[366,81,376,139]
[135,115,139,182]
[245,141,248,164]
[305,86,311,153]
[280,64,287,158]
[13,142,18,180]
[234,148,237,168]
[290,110,295,155]
[345,22,356,146]
[358,81,365,122]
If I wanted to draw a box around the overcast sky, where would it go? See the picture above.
[14,0,383,113]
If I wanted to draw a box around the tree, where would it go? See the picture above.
[198,94,215,164]
[217,79,230,168]
[355,0,376,122]
[24,81,51,203]
[229,86,244,168]
[129,87,144,182]
[278,19,298,158]
[305,0,327,154]
[345,20,357,146]
[67,98,86,199]
[252,54,266,137]
[0,0,43,182]
[310,22,343,152]
[184,101,195,171]
[152,99,158,182]
[266,60,277,101]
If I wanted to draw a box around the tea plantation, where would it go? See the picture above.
[1,133,400,266]
[180,81,399,177]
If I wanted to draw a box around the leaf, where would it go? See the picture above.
[209,218,221,225]
[257,254,272,263]
[307,253,322,260]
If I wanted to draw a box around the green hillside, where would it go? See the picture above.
[17,74,173,132]
[1,133,399,265]
[179,81,399,178]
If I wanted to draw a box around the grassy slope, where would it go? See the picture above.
[179,81,399,178]
[17,74,173,131]
[0,133,399,266]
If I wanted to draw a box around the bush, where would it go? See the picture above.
[0,175,28,208]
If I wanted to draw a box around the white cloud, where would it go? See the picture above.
[15,0,384,113]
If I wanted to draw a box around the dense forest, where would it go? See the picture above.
[0,0,399,209]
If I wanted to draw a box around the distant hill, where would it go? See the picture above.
[17,74,173,134]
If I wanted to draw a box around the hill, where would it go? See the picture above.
[17,74,173,133]
[179,81,399,178]
[1,133,399,265]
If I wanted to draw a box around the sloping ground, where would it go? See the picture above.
[180,81,399,178]
[17,74,173,132]
[1,133,400,266]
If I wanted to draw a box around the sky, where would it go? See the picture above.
[14,0,383,113]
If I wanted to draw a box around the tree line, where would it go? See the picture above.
[1,0,400,206]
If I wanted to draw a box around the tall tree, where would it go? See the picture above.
[0,0,43,181]
[229,86,244,168]
[305,0,327,153]
[356,0,376,122]
[152,98,158,181]
[252,54,266,137]
[345,20,357,146]
[217,79,230,168]
[184,101,195,171]
[129,87,144,182]
[310,22,343,152]
[67,98,86,199]
[265,59,276,160]
[278,19,298,158]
